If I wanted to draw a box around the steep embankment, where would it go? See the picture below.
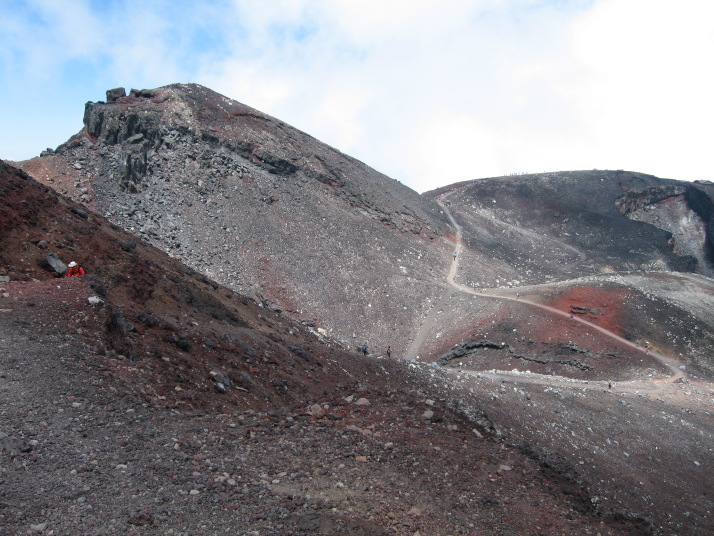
[2,160,657,536]
[18,84,452,356]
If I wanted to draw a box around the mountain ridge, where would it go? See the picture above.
[19,84,454,355]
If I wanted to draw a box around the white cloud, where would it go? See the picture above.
[565,0,714,180]
[2,0,713,189]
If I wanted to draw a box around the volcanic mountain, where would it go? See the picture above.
[8,83,714,534]
[16,85,714,364]
[16,86,714,358]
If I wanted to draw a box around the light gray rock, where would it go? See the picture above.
[41,253,67,276]
[307,403,325,418]
[209,370,230,387]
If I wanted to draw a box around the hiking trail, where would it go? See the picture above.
[405,188,687,384]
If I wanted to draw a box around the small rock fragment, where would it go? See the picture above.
[308,404,325,418]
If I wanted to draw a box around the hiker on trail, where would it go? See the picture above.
[386,346,391,359]
[361,343,368,356]
[516,292,521,299]
[66,261,85,277]
[453,252,457,261]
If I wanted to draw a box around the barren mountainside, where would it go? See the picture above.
[6,83,714,534]
[1,160,667,536]
[426,170,714,289]
[17,85,714,361]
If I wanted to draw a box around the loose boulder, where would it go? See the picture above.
[39,253,67,277]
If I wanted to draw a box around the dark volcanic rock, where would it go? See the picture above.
[106,87,126,102]
[437,339,506,365]
[427,170,714,288]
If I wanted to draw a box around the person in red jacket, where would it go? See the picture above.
[66,261,85,277]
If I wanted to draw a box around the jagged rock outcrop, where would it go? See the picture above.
[617,183,714,271]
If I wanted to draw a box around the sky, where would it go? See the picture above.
[1,0,713,193]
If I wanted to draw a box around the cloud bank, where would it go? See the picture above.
[1,0,712,192]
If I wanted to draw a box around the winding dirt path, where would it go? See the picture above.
[420,190,688,382]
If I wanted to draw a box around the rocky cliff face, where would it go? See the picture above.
[616,182,714,273]
[20,84,452,355]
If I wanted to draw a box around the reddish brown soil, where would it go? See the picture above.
[545,286,628,337]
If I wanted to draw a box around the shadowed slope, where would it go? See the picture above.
[427,170,714,289]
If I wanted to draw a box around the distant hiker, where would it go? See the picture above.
[453,252,457,261]
[66,261,85,277]
[386,346,391,359]
[361,343,368,356]
[516,292,521,299]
